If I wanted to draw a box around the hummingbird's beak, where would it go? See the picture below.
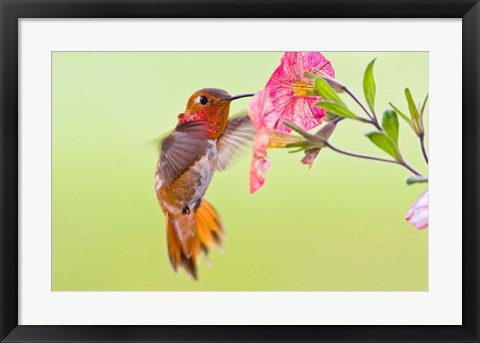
[227,93,255,101]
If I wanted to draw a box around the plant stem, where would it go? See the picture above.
[325,143,397,164]
[331,116,345,124]
[399,160,422,176]
[330,85,423,175]
[369,118,382,131]
[286,120,424,177]
[420,136,429,164]
[344,88,382,130]
[344,88,371,119]
[322,141,423,176]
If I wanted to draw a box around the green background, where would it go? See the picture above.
[52,52,428,291]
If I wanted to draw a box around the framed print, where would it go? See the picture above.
[1,0,479,342]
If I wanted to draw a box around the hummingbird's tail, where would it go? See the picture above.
[165,199,224,280]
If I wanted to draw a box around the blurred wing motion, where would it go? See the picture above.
[160,120,211,187]
[216,115,255,170]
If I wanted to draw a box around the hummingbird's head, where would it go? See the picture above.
[178,88,254,138]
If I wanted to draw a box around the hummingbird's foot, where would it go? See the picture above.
[181,205,190,215]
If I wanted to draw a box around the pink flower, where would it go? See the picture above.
[247,90,272,194]
[405,190,429,230]
[264,52,335,133]
[247,52,335,193]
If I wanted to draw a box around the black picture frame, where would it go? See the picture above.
[1,0,478,342]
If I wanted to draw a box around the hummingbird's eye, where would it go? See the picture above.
[198,95,209,105]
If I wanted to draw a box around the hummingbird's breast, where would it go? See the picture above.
[156,140,217,214]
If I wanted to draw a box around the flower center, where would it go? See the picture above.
[292,80,315,97]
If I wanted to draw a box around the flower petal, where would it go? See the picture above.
[293,52,335,79]
[247,90,271,129]
[267,97,325,133]
[246,52,335,193]
[269,52,335,85]
[253,127,270,156]
[250,127,271,194]
[264,52,334,133]
[247,93,272,193]
[405,190,429,229]
[249,156,270,194]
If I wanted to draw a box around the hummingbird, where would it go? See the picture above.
[155,88,255,280]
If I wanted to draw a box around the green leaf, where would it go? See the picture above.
[363,58,377,114]
[286,141,310,149]
[316,101,359,120]
[420,94,428,116]
[313,69,346,93]
[304,71,318,79]
[405,88,420,121]
[405,89,425,136]
[314,78,344,105]
[323,77,346,93]
[365,131,400,160]
[389,102,411,125]
[283,121,318,141]
[381,109,399,144]
[283,121,310,137]
[406,175,428,185]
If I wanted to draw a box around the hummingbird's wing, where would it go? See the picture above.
[160,121,211,188]
[216,115,255,171]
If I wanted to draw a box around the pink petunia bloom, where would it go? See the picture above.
[247,90,306,193]
[405,189,429,230]
[247,90,272,194]
[247,52,335,193]
[264,52,335,133]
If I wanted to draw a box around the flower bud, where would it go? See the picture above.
[301,121,337,168]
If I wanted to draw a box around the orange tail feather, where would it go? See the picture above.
[165,199,224,280]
